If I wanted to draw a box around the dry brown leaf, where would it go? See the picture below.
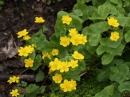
[1,37,19,58]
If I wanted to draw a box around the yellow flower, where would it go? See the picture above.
[58,61,69,73]
[13,76,20,83]
[18,46,34,57]
[79,34,87,45]
[35,16,45,23]
[60,36,70,47]
[26,45,34,54]
[69,60,78,68]
[70,34,81,46]
[24,58,34,68]
[72,51,84,60]
[17,29,28,38]
[68,28,78,36]
[23,35,31,41]
[18,47,29,57]
[10,89,20,97]
[7,77,15,84]
[70,34,87,46]
[107,17,119,27]
[110,31,119,41]
[52,49,59,56]
[49,58,61,71]
[52,73,62,83]
[69,79,77,90]
[62,15,72,25]
[42,52,51,59]
[60,79,77,92]
[7,76,20,84]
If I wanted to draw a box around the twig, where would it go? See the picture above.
[0,74,35,82]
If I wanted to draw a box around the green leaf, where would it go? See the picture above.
[82,21,109,35]
[26,84,39,94]
[73,4,96,21]
[20,81,27,87]
[96,45,106,55]
[110,0,122,5]
[101,53,114,65]
[64,70,81,81]
[96,69,109,82]
[98,5,110,17]
[92,0,106,7]
[31,54,42,70]
[70,14,83,30]
[86,43,97,54]
[72,9,83,17]
[29,51,35,60]
[125,30,130,42]
[89,34,101,46]
[111,83,123,97]
[94,85,114,97]
[117,17,130,27]
[18,94,24,97]
[90,5,110,20]
[118,81,130,92]
[25,92,37,97]
[78,60,86,71]
[36,86,46,94]
[36,70,45,82]
[100,37,122,48]
[109,62,129,83]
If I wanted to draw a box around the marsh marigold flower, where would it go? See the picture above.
[110,31,119,41]
[72,51,84,60]
[24,58,34,68]
[35,16,45,23]
[70,34,87,46]
[70,34,81,46]
[49,58,61,71]
[10,89,19,97]
[52,49,59,56]
[17,29,28,38]
[79,34,87,45]
[52,73,62,83]
[60,79,77,92]
[42,52,51,59]
[62,15,72,25]
[69,60,78,68]
[69,28,78,36]
[58,61,70,73]
[60,36,70,47]
[7,76,20,84]
[18,45,34,57]
[107,17,119,27]
[23,35,31,41]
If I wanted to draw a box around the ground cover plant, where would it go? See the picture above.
[1,0,130,97]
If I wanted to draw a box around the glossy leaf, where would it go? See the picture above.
[125,30,130,42]
[101,53,114,65]
[118,81,130,92]
[31,54,42,70]
[36,70,45,82]
[89,34,101,46]
[109,63,129,83]
[94,85,114,97]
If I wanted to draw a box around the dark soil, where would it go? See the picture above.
[0,0,76,96]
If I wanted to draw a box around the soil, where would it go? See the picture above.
[0,0,76,96]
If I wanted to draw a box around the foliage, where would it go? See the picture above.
[7,0,130,97]
[43,71,111,97]
[0,0,4,10]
